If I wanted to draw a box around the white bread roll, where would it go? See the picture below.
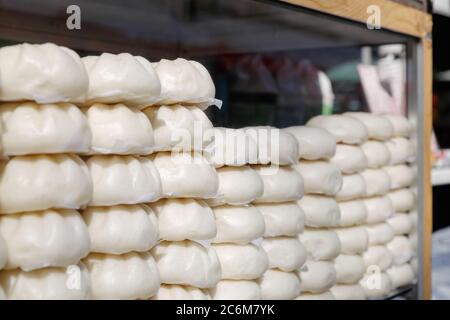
[143,105,212,152]
[386,264,415,289]
[0,209,89,271]
[364,196,394,224]
[385,137,415,165]
[299,260,336,293]
[207,166,263,206]
[284,126,336,160]
[361,140,391,169]
[383,114,411,138]
[299,228,341,261]
[387,188,415,212]
[0,154,92,214]
[153,58,215,107]
[387,236,414,265]
[151,152,218,199]
[384,165,415,189]
[386,213,413,236]
[253,166,304,203]
[343,112,394,141]
[0,233,6,269]
[87,155,161,206]
[330,284,366,300]
[212,243,268,280]
[0,263,90,300]
[152,241,220,288]
[297,195,340,228]
[259,270,300,300]
[361,169,391,197]
[210,280,260,300]
[0,102,90,156]
[296,291,335,300]
[245,126,298,165]
[338,200,368,227]
[294,160,342,196]
[360,272,392,298]
[150,199,216,241]
[262,237,307,272]
[334,226,369,254]
[334,254,365,284]
[204,127,258,167]
[0,43,88,103]
[329,145,368,174]
[82,53,160,107]
[212,205,265,244]
[335,173,366,201]
[365,223,395,245]
[306,114,368,145]
[84,103,154,155]
[152,285,210,300]
[256,202,304,237]
[82,204,158,254]
[84,252,160,299]
[363,246,393,271]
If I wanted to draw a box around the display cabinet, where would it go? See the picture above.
[0,0,432,299]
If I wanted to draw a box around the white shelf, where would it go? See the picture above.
[432,167,450,186]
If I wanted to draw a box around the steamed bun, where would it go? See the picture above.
[306,115,368,145]
[284,126,336,160]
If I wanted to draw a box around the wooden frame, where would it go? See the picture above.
[280,0,433,299]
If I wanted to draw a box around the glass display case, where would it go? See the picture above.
[0,0,432,299]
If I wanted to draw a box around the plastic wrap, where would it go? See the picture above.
[261,237,307,272]
[343,112,394,141]
[283,126,336,160]
[294,160,342,196]
[338,200,368,227]
[298,228,341,261]
[335,173,366,201]
[256,202,304,237]
[306,115,368,145]
[329,145,368,174]
[297,195,340,228]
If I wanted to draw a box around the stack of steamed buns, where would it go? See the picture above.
[0,42,418,300]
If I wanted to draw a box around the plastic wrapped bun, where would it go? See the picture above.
[210,280,261,300]
[335,173,366,201]
[334,254,366,284]
[361,140,391,169]
[204,127,258,167]
[153,58,216,107]
[150,199,216,241]
[212,243,268,280]
[152,241,220,288]
[329,145,368,174]
[386,264,415,289]
[334,226,369,254]
[383,114,411,138]
[253,165,304,203]
[151,152,218,199]
[361,169,391,197]
[259,270,300,300]
[360,272,392,298]
[87,155,161,206]
[306,114,368,145]
[84,252,160,300]
[338,200,368,227]
[0,263,90,300]
[256,202,304,237]
[0,209,89,271]
[262,237,307,272]
[82,53,160,108]
[0,154,92,214]
[385,137,415,165]
[84,103,154,155]
[365,223,395,246]
[143,105,212,152]
[299,228,341,261]
[362,245,393,271]
[0,102,90,156]
[294,160,342,196]
[387,188,415,212]
[296,291,335,300]
[297,195,340,228]
[0,43,88,103]
[152,284,211,300]
[343,112,394,141]
[299,260,336,293]
[330,284,366,300]
[82,204,158,254]
[207,166,263,206]
[364,196,394,224]
[387,213,413,236]
[284,126,336,160]
[386,236,414,265]
[212,205,265,244]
